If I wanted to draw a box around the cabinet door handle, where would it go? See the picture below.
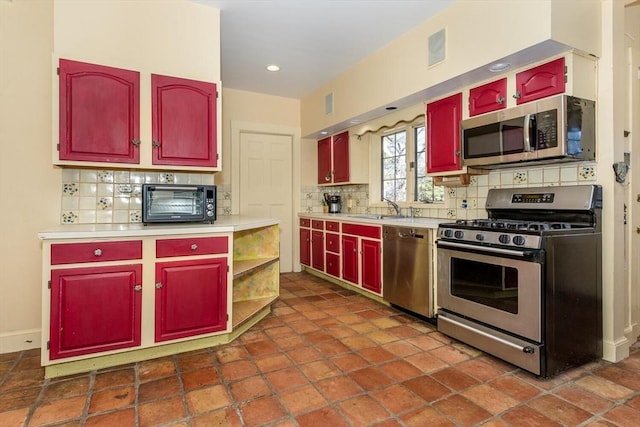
[496,96,505,105]
[513,91,521,99]
[325,172,331,182]
[155,282,163,289]
[131,139,141,146]
[191,244,198,251]
[455,151,461,157]
[152,141,161,148]
[94,249,102,257]
[134,285,142,292]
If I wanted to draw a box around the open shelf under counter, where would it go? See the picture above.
[233,257,279,280]
[232,296,279,328]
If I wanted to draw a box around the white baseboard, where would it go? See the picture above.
[603,335,631,363]
[0,329,41,354]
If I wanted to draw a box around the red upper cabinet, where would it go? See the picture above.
[426,92,462,173]
[151,74,219,168]
[515,57,566,105]
[468,78,507,116]
[317,131,351,185]
[58,59,140,164]
[331,131,350,183]
[317,136,332,184]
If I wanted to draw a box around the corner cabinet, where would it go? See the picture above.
[426,93,462,173]
[317,131,368,185]
[39,221,279,378]
[56,58,221,171]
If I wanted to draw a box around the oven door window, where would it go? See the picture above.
[148,190,204,216]
[450,258,519,314]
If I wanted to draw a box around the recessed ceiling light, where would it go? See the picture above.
[489,62,510,72]
[266,64,280,72]
[350,119,361,124]
[320,131,328,135]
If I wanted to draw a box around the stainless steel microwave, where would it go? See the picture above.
[461,95,595,168]
[142,184,216,223]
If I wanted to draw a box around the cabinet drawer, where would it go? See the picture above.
[156,236,228,258]
[300,218,311,228]
[326,233,340,254]
[312,220,324,230]
[326,221,339,232]
[342,223,381,239]
[51,241,142,265]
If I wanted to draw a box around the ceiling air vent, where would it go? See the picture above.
[325,92,333,115]
[428,28,446,66]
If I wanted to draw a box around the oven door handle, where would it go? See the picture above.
[437,241,534,258]
[440,314,536,354]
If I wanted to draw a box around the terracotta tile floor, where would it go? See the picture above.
[2,272,640,427]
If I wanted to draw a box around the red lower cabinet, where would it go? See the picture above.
[300,227,311,266]
[311,230,325,271]
[361,239,381,294]
[155,258,228,342]
[49,265,142,360]
[326,252,340,277]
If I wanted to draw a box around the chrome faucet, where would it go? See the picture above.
[383,198,401,216]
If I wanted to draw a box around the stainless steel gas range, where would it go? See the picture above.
[436,185,603,377]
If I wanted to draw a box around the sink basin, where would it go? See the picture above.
[347,214,410,221]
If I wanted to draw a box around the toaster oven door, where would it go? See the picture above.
[143,185,205,223]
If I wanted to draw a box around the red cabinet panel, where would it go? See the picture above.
[332,131,350,183]
[325,221,339,232]
[152,74,218,167]
[51,240,142,265]
[317,137,332,184]
[155,258,227,342]
[361,239,381,294]
[469,78,507,116]
[49,264,142,359]
[300,228,311,266]
[300,218,311,228]
[341,235,358,284]
[58,59,140,164]
[156,236,228,258]
[426,93,462,173]
[341,223,381,239]
[311,230,324,271]
[515,57,566,104]
[312,220,324,230]
[326,233,340,254]
[326,253,340,277]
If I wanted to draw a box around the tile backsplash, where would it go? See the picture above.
[60,169,221,224]
[299,162,598,220]
[59,162,598,224]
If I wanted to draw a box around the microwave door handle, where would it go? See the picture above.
[523,114,532,152]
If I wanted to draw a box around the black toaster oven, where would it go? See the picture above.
[142,184,216,223]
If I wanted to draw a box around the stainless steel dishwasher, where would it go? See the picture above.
[382,225,433,318]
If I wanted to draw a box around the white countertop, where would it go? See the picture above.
[38,216,280,240]
[298,213,450,229]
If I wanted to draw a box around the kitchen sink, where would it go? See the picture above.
[347,214,410,221]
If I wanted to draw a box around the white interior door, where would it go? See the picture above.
[239,131,294,272]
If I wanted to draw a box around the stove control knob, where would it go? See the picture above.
[454,230,464,239]
[498,234,511,244]
[443,229,454,238]
[475,234,484,241]
[513,236,526,246]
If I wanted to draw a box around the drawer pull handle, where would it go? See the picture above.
[155,282,163,289]
[134,285,142,292]
[191,244,198,251]
[94,249,102,257]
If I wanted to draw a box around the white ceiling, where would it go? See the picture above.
[194,0,455,99]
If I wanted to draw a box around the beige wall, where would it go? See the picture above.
[0,0,57,353]
[217,88,300,186]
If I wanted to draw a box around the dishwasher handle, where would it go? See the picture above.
[398,231,425,239]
